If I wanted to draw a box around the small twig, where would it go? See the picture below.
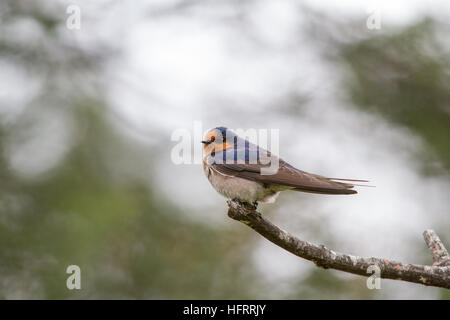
[423,230,450,267]
[227,200,450,289]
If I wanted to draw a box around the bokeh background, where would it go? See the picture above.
[0,0,449,299]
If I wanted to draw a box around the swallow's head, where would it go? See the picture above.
[201,127,236,155]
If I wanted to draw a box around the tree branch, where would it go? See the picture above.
[227,200,450,289]
[423,230,450,267]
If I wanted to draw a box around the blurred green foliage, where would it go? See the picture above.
[0,0,259,299]
[0,1,448,299]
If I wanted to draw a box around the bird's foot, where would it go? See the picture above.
[230,198,258,211]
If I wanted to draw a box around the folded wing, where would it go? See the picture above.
[212,147,358,194]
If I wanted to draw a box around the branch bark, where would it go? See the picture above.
[227,200,450,289]
[423,230,450,267]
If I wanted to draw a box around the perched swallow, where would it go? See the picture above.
[202,127,368,205]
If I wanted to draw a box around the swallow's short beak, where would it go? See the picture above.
[201,140,211,144]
